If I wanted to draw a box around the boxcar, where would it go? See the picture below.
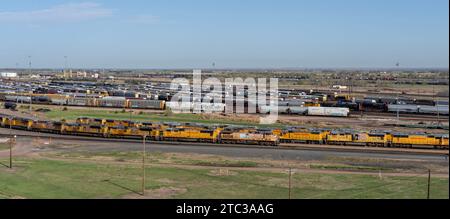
[128,99,165,110]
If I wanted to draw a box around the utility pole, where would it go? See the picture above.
[9,119,13,169]
[427,169,431,199]
[288,167,292,199]
[142,135,147,196]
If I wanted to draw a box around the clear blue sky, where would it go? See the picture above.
[0,0,448,69]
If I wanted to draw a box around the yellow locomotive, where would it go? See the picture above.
[61,123,108,137]
[31,120,63,133]
[219,128,280,146]
[352,132,390,147]
[160,127,222,143]
[326,130,354,145]
[108,126,152,139]
[274,127,329,144]
[391,133,449,149]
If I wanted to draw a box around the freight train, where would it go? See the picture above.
[1,94,166,110]
[0,115,448,149]
[330,99,449,116]
[1,93,448,116]
[273,127,448,149]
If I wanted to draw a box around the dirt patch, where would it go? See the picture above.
[122,187,187,199]
[207,169,238,176]
[156,178,176,184]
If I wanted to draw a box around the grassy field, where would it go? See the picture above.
[40,108,283,128]
[0,157,447,199]
[0,143,10,151]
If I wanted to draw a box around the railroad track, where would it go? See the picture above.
[1,128,448,156]
[4,101,448,121]
[352,111,449,121]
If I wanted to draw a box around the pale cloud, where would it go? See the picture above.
[0,2,114,23]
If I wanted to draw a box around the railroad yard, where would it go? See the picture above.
[0,69,448,199]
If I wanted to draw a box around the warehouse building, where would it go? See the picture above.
[1,72,18,78]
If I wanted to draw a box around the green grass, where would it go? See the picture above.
[49,151,260,168]
[0,142,13,151]
[310,164,392,172]
[42,108,283,128]
[0,143,10,151]
[0,158,447,199]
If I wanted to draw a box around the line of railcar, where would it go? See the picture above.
[0,115,448,149]
[330,99,449,116]
[1,94,166,110]
[3,92,447,116]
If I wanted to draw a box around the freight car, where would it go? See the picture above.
[128,99,166,110]
[67,97,97,107]
[4,95,31,103]
[418,105,449,115]
[97,97,128,108]
[3,102,17,110]
[388,104,420,113]
[307,107,350,117]
[258,106,349,117]
[388,104,449,115]
[334,101,360,111]
[51,98,68,105]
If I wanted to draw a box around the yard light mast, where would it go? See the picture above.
[28,56,32,112]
